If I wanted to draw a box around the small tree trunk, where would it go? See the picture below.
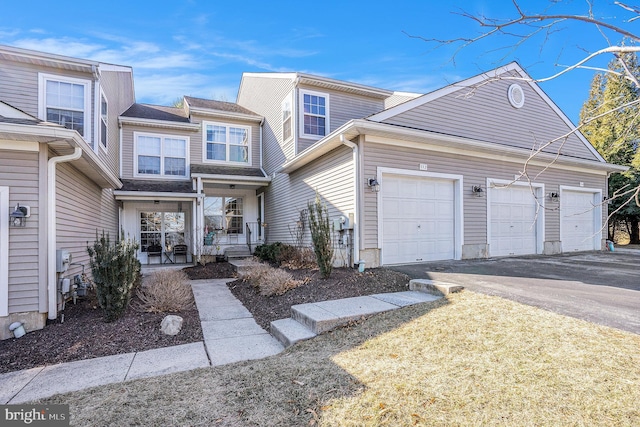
[629,217,640,244]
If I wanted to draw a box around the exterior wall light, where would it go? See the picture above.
[10,204,29,227]
[368,178,380,192]
[472,185,484,197]
[548,192,560,202]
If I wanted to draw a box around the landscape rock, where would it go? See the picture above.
[160,315,183,336]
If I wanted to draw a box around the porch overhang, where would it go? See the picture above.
[114,192,201,201]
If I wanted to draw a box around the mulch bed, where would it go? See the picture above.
[227,267,412,330]
[0,262,410,374]
[0,282,203,375]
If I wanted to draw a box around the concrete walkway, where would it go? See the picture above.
[0,276,456,404]
[0,278,283,404]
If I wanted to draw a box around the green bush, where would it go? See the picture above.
[254,242,285,264]
[87,231,141,322]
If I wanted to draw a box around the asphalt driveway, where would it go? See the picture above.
[389,250,640,335]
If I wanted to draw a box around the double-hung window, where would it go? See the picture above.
[39,73,91,140]
[300,89,329,138]
[135,132,188,178]
[203,122,250,164]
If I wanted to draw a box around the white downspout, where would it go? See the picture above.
[196,177,204,261]
[340,134,359,267]
[48,147,82,319]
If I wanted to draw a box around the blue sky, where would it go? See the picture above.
[0,1,633,122]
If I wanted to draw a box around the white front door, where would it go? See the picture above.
[381,174,456,264]
[489,184,539,257]
[561,189,600,252]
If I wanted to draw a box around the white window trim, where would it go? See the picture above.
[133,131,190,179]
[38,73,92,142]
[202,121,252,165]
[0,186,9,317]
[98,88,108,153]
[299,89,329,140]
[281,92,293,143]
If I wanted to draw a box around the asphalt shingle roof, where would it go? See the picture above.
[121,104,190,122]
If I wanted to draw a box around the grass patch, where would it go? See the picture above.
[39,292,640,426]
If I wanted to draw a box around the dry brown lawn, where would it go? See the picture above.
[40,291,640,426]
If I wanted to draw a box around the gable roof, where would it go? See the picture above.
[239,72,394,99]
[367,62,605,163]
[121,103,190,122]
[184,96,262,121]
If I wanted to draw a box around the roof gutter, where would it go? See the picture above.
[47,147,82,320]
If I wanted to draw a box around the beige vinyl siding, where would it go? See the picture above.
[120,124,197,180]
[362,141,606,250]
[266,145,355,244]
[98,70,135,177]
[381,77,598,161]
[297,85,385,153]
[1,150,40,313]
[56,161,119,281]
[188,113,261,170]
[237,75,296,174]
[384,92,420,109]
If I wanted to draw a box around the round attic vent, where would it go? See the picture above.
[508,84,525,108]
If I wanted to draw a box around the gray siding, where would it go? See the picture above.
[2,150,40,313]
[381,77,598,161]
[297,84,385,153]
[0,56,97,146]
[56,161,119,281]
[362,141,606,250]
[237,75,295,174]
[266,145,355,244]
[99,70,135,178]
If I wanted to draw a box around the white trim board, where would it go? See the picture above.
[0,186,9,316]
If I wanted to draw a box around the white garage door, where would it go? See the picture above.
[489,185,538,257]
[561,190,599,252]
[382,174,455,264]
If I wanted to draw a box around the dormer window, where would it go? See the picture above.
[300,89,329,139]
[38,73,91,141]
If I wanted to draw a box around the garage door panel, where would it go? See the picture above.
[382,174,456,264]
[489,185,539,257]
[561,190,598,252]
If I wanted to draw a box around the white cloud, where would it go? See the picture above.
[11,37,104,58]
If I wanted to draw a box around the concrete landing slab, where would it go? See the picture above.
[201,318,266,341]
[206,333,284,366]
[292,296,398,334]
[410,279,464,295]
[10,353,135,404]
[291,303,344,334]
[0,367,44,404]
[372,291,442,307]
[270,318,317,348]
[126,342,210,381]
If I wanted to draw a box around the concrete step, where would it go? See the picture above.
[409,279,464,295]
[224,246,252,260]
[270,318,317,348]
[269,288,455,348]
